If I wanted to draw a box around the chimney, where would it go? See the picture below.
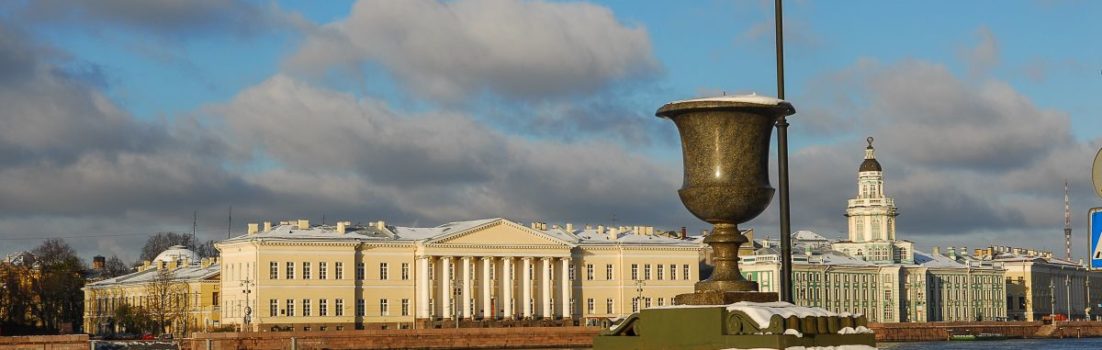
[608,227,619,240]
[201,258,211,268]
[585,224,592,230]
[947,247,956,259]
[566,223,574,232]
[158,261,167,270]
[248,223,259,235]
[597,225,605,234]
[680,227,687,239]
[92,256,106,270]
[541,222,547,230]
[263,221,272,232]
[375,220,386,230]
[298,219,310,230]
[337,221,348,234]
[142,260,151,271]
[280,220,289,226]
[932,246,941,256]
[960,247,967,258]
[531,222,539,229]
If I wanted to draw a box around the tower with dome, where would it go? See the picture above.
[833,137,914,264]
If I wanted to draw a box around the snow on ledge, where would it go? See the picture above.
[670,93,787,106]
[725,301,859,330]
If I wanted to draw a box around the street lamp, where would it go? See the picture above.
[634,280,646,312]
[453,281,463,328]
[240,279,253,330]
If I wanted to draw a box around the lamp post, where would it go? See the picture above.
[634,280,646,312]
[774,0,794,305]
[240,278,253,330]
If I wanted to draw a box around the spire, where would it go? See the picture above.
[1065,180,1072,260]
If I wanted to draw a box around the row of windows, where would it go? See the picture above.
[620,264,691,281]
[270,298,410,317]
[269,262,410,281]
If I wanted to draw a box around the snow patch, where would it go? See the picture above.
[670,93,786,106]
[726,301,854,329]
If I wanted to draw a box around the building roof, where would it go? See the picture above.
[859,158,882,172]
[222,218,702,247]
[87,262,218,287]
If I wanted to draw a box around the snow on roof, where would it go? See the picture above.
[791,230,830,241]
[912,250,965,268]
[725,301,858,329]
[223,218,699,247]
[153,245,200,263]
[88,262,219,287]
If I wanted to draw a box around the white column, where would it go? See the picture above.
[481,257,492,318]
[417,256,431,318]
[441,257,452,319]
[461,256,472,319]
[561,257,571,318]
[522,257,532,318]
[541,257,552,318]
[503,258,514,318]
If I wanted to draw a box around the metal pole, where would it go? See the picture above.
[774,0,794,303]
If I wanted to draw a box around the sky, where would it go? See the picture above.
[0,0,1100,264]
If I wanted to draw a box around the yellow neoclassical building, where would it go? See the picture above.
[215,218,701,331]
[83,246,221,335]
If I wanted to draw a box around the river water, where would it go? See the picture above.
[879,338,1102,349]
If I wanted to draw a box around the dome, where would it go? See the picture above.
[859,158,882,172]
[153,245,200,263]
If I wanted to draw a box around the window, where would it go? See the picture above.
[644,298,651,308]
[657,265,664,280]
[606,298,613,314]
[631,264,638,280]
[606,264,613,280]
[401,263,410,280]
[401,299,410,316]
[586,264,594,280]
[286,262,295,279]
[380,263,389,280]
[632,298,639,312]
[356,299,365,317]
[319,262,328,279]
[303,262,311,279]
[270,262,278,280]
[529,263,534,280]
[336,299,344,316]
[657,298,664,307]
[270,299,277,317]
[380,299,389,316]
[569,263,575,280]
[335,262,344,279]
[286,299,295,317]
[356,262,365,280]
[683,265,690,280]
[320,299,328,316]
[587,298,594,314]
[644,264,651,280]
[670,264,677,280]
[303,299,311,316]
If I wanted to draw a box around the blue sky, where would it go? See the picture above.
[0,0,1099,262]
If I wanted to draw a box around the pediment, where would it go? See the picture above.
[428,219,574,247]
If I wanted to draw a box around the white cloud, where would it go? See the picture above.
[285,0,659,102]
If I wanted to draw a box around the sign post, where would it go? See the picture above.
[1091,208,1102,269]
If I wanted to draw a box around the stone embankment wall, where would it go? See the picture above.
[0,334,89,350]
[870,321,1102,342]
[182,327,602,350]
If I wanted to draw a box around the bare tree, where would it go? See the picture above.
[144,267,189,335]
[139,232,195,262]
[103,255,131,278]
[31,239,86,333]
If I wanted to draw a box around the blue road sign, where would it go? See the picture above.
[1092,208,1102,269]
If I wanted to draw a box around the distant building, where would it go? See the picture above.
[82,246,221,335]
[215,218,700,331]
[739,137,1006,323]
[974,246,1102,321]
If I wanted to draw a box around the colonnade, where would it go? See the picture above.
[416,255,572,320]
